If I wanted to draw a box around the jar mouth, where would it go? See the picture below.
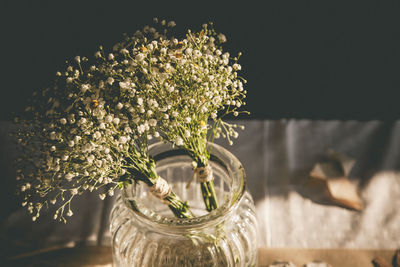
[122,142,247,230]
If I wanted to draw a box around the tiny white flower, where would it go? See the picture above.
[105,115,113,123]
[184,130,191,138]
[167,86,174,93]
[137,124,146,134]
[137,98,143,105]
[108,53,114,60]
[119,81,128,90]
[119,136,128,144]
[87,155,95,164]
[66,210,73,217]
[99,194,106,200]
[93,131,101,139]
[81,84,90,93]
[233,63,241,70]
[62,155,69,161]
[217,33,227,43]
[50,146,56,152]
[124,126,132,133]
[68,140,75,147]
[135,53,145,61]
[193,50,202,58]
[71,188,78,195]
[185,117,191,123]
[113,117,120,125]
[60,118,67,125]
[175,137,183,146]
[74,135,81,143]
[65,173,74,181]
[185,48,192,55]
[116,102,123,109]
[107,77,114,85]
[149,119,157,126]
[95,160,103,168]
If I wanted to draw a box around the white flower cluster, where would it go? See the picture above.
[15,19,247,222]
[111,21,248,164]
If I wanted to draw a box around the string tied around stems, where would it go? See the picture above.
[150,176,171,203]
[186,165,213,188]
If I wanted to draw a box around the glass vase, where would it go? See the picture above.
[110,142,259,267]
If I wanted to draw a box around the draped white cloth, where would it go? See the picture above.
[1,120,399,256]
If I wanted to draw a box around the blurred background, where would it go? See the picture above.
[1,1,400,266]
[2,0,400,121]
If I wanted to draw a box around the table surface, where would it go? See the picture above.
[3,246,398,267]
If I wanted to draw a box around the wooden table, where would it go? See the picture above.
[4,246,398,267]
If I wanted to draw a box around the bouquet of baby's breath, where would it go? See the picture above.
[14,20,198,222]
[112,19,248,211]
[15,18,247,222]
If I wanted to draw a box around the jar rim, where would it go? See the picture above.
[121,142,247,230]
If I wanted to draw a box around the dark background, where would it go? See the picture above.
[2,0,400,121]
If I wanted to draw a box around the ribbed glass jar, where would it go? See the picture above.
[110,142,258,267]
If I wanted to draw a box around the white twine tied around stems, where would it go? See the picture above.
[150,177,171,202]
[186,165,213,189]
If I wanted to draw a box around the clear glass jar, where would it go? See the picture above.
[110,142,259,267]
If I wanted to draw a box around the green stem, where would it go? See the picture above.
[200,180,218,212]
[198,162,218,212]
[164,191,194,218]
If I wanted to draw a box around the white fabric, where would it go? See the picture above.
[1,120,400,255]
